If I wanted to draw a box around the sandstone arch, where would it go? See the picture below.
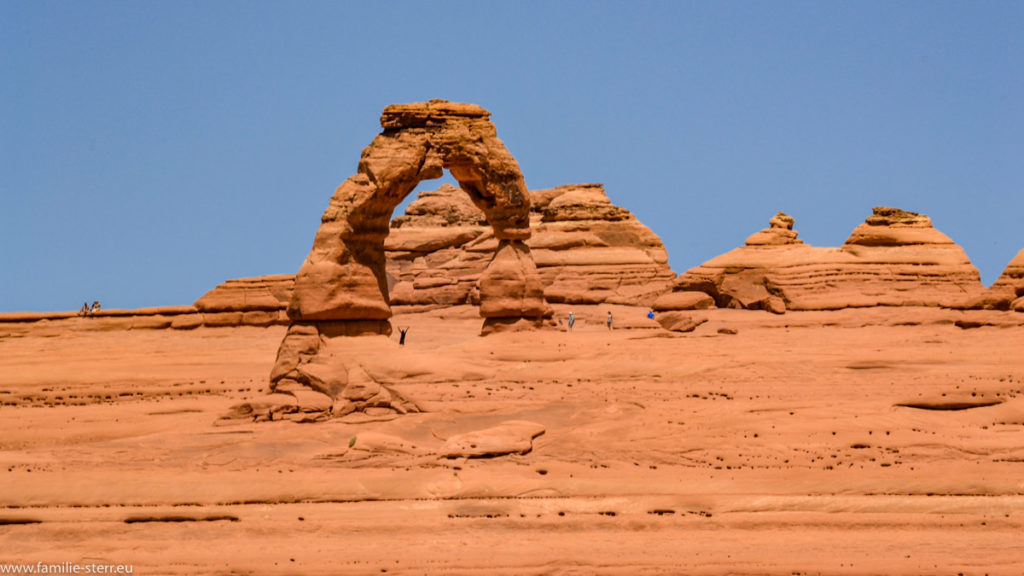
[269,100,549,402]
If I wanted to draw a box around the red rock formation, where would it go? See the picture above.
[386,184,491,308]
[657,207,986,313]
[987,248,1024,311]
[387,183,675,308]
[270,100,550,414]
[192,182,674,323]
[530,184,676,306]
[743,211,803,246]
[284,100,545,329]
[193,275,293,313]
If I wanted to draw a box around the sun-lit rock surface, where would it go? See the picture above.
[530,184,676,306]
[193,274,294,313]
[388,183,675,309]
[3,305,1024,574]
[659,207,986,313]
[285,100,544,329]
[966,247,1024,311]
[268,100,553,414]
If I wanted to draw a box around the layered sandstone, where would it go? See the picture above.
[270,100,550,416]
[6,308,1024,574]
[386,184,491,308]
[987,247,1024,311]
[656,207,986,313]
[284,100,545,329]
[743,211,803,246]
[530,184,675,305]
[388,183,675,308]
[190,182,673,326]
[193,275,294,313]
[0,305,288,332]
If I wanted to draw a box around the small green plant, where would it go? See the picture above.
[348,436,357,448]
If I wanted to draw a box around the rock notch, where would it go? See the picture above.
[268,100,550,414]
[983,248,1024,311]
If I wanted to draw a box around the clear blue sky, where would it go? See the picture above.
[2,1,1021,312]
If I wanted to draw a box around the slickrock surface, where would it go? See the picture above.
[658,207,987,313]
[3,305,1024,574]
[0,305,288,332]
[388,183,675,308]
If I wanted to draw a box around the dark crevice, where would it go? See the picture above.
[123,515,239,524]
[895,400,1003,411]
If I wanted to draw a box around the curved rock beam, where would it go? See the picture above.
[269,100,549,402]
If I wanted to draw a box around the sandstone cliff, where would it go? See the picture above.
[193,183,674,315]
[193,275,294,313]
[530,184,676,305]
[656,207,987,314]
[194,203,1015,318]
[387,183,675,308]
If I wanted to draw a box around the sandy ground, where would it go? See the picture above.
[2,305,1024,575]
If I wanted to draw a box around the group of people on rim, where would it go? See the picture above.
[77,301,101,316]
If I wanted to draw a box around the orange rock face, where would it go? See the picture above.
[659,207,986,313]
[743,211,803,246]
[387,183,675,309]
[7,307,1024,574]
[530,184,676,306]
[386,184,491,308]
[986,248,1024,311]
[269,100,551,410]
[287,100,544,325]
[192,182,674,324]
[193,275,294,313]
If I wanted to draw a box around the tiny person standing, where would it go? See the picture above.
[607,311,613,331]
[568,312,575,331]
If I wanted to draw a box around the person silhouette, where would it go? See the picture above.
[79,302,90,317]
[398,326,409,346]
[90,300,101,314]
[607,311,613,331]
[568,312,575,331]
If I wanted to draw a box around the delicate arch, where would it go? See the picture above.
[287,100,545,323]
[270,101,549,395]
